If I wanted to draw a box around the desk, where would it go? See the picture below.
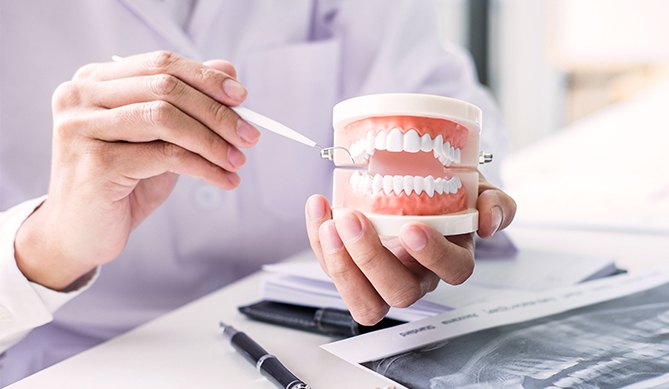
[8,226,669,389]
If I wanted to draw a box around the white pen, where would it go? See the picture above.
[220,322,311,389]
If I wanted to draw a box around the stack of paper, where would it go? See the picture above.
[261,248,617,322]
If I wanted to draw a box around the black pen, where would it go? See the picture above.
[219,322,311,389]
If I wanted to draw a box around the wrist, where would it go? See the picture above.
[14,203,95,291]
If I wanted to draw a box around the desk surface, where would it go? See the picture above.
[8,226,669,389]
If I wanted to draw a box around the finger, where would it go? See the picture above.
[318,220,389,325]
[203,59,237,79]
[399,223,475,285]
[94,140,240,190]
[477,173,517,238]
[68,102,246,173]
[74,51,246,106]
[86,75,259,148]
[304,194,332,274]
[334,210,426,309]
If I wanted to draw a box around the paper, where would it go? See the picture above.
[261,248,617,321]
[322,269,669,389]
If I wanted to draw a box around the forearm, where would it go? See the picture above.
[0,197,98,352]
[14,200,97,291]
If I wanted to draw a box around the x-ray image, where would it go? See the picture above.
[362,282,669,389]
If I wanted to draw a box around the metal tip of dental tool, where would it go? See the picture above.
[319,146,355,164]
[479,152,493,164]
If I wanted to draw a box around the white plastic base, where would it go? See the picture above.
[333,209,478,236]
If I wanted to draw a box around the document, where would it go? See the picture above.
[262,248,617,321]
[322,268,669,389]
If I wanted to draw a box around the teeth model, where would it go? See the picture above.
[348,129,462,166]
[331,93,483,236]
[350,171,462,198]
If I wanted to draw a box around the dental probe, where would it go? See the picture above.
[111,55,353,163]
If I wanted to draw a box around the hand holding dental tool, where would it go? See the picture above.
[220,322,310,389]
[113,55,351,162]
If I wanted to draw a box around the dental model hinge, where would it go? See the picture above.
[479,152,493,164]
[319,145,355,164]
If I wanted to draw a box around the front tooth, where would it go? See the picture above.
[366,132,375,155]
[433,135,443,157]
[413,176,424,195]
[424,176,435,197]
[435,178,443,195]
[383,175,393,195]
[393,175,403,195]
[403,176,413,195]
[420,134,432,152]
[375,131,387,151]
[403,129,420,153]
[387,128,403,152]
[372,174,383,195]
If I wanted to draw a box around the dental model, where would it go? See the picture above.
[331,93,489,236]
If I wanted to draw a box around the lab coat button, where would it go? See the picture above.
[193,186,223,209]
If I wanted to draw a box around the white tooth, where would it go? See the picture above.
[443,142,452,160]
[420,134,432,152]
[454,148,461,163]
[350,142,361,158]
[372,174,383,195]
[413,176,424,195]
[360,175,372,193]
[446,178,455,194]
[375,131,387,151]
[393,175,404,195]
[350,171,360,188]
[387,128,403,152]
[424,176,435,197]
[403,176,413,195]
[433,135,443,156]
[435,178,443,195]
[383,175,393,195]
[366,132,375,155]
[454,176,462,189]
[403,129,420,152]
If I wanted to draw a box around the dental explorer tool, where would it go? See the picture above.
[231,106,354,163]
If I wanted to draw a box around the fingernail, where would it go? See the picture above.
[321,222,344,253]
[223,78,247,100]
[335,212,362,242]
[491,206,503,236]
[236,119,260,144]
[401,225,428,251]
[307,196,325,220]
[227,146,245,168]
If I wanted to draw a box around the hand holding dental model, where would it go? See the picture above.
[305,94,516,325]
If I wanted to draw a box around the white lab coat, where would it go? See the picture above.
[0,0,507,383]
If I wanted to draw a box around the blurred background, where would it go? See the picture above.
[438,0,669,233]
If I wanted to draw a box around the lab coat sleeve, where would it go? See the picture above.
[0,197,98,353]
[332,0,509,186]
